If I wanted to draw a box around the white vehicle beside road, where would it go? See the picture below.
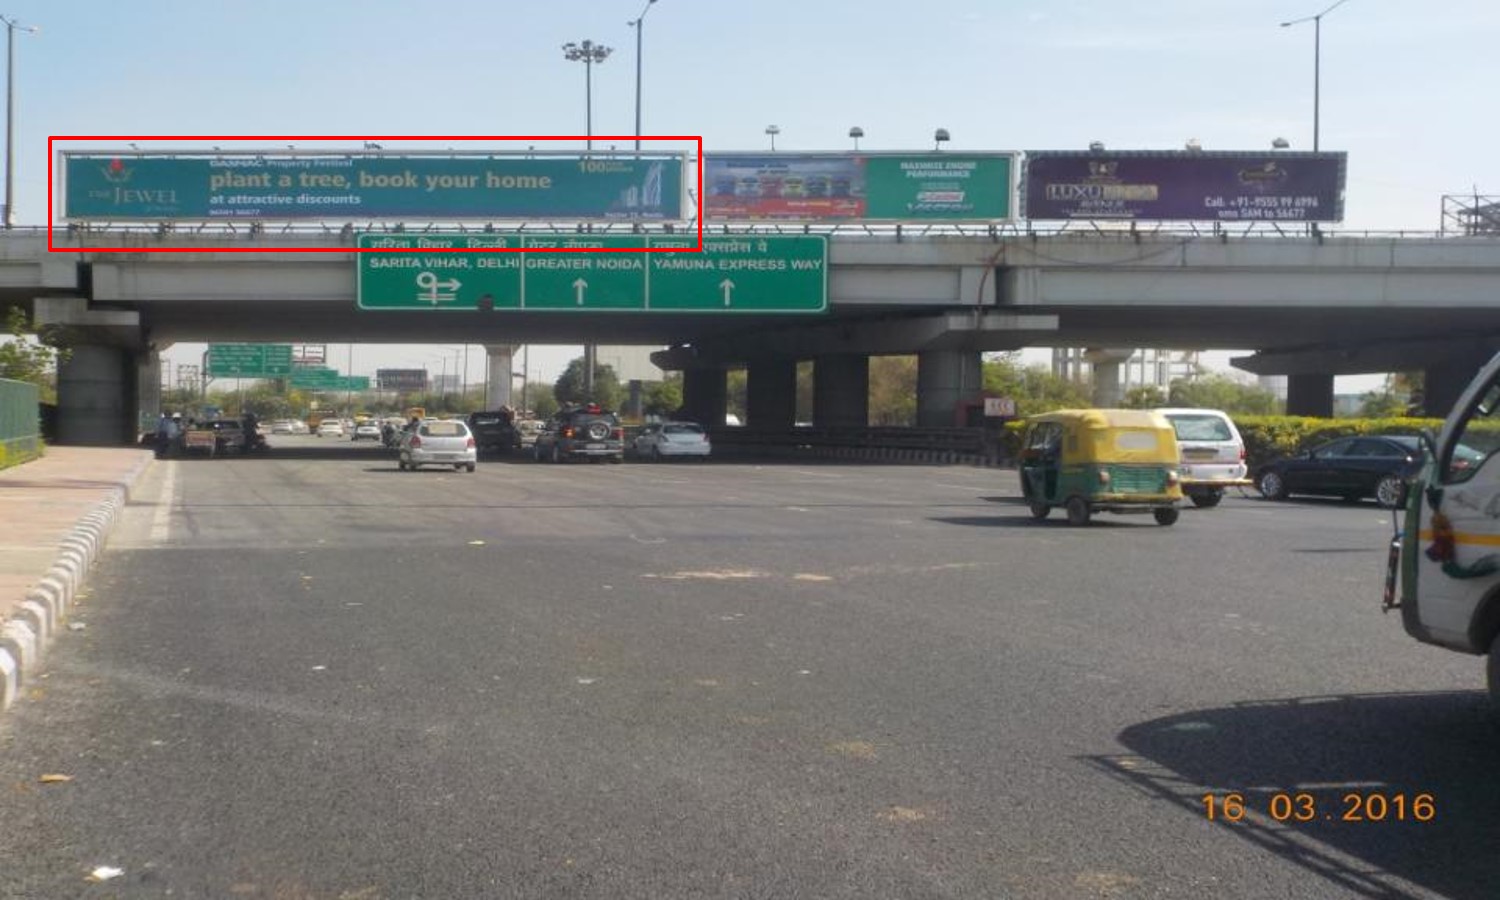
[317,420,345,438]
[399,419,478,472]
[1155,408,1251,508]
[1387,352,1500,700]
[633,421,711,461]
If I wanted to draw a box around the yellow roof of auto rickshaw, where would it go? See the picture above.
[1027,408,1173,430]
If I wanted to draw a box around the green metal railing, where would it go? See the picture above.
[0,378,42,469]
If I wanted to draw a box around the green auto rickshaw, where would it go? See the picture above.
[1019,409,1184,526]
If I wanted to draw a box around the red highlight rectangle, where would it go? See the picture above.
[47,135,704,254]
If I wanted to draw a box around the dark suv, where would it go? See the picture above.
[467,410,519,456]
[532,404,625,463]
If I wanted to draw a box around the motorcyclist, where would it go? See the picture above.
[241,410,261,452]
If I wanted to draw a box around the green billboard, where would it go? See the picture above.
[62,152,684,222]
[703,152,1015,222]
[356,234,827,313]
[206,343,293,378]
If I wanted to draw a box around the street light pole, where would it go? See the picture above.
[1,16,36,229]
[629,0,658,152]
[562,39,613,150]
[1281,0,1349,152]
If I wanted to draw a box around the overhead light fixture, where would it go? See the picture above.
[849,126,864,150]
[765,124,780,151]
[1272,137,1291,149]
[933,128,951,150]
[1184,138,1203,153]
[1088,140,1105,153]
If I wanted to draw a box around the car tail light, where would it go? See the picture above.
[467,436,475,449]
[562,426,574,438]
[612,427,624,440]
[409,436,422,448]
[1239,446,1247,461]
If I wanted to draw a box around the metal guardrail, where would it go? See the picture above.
[0,378,41,469]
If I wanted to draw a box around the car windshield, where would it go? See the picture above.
[1166,415,1233,442]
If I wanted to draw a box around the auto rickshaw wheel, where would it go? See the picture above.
[1029,502,1051,521]
[1065,496,1091,526]
[1154,507,1180,526]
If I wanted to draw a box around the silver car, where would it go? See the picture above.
[633,421,711,461]
[398,419,477,472]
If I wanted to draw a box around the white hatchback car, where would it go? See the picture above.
[1155,407,1250,507]
[316,420,345,438]
[399,419,477,472]
[633,421,711,461]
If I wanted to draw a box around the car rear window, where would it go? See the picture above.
[422,422,466,437]
[663,424,703,435]
[1167,415,1233,442]
[471,415,502,426]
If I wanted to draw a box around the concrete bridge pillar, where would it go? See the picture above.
[484,345,517,410]
[813,355,869,427]
[681,367,728,427]
[916,350,981,427]
[57,345,134,446]
[1424,353,1494,417]
[746,357,797,431]
[137,348,162,438]
[1085,348,1133,407]
[1286,373,1334,417]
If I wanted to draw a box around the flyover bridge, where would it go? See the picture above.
[8,228,1499,444]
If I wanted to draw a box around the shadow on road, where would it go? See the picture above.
[1090,692,1500,899]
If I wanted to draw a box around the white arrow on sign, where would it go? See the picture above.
[415,271,461,306]
[573,278,588,306]
[719,278,735,307]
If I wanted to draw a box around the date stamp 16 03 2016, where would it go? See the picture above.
[1202,792,1435,824]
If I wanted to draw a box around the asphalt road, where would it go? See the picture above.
[1,437,1495,899]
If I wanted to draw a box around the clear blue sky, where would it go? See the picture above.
[12,0,1492,387]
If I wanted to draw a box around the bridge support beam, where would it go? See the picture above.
[137,348,162,436]
[1425,353,1494,417]
[813,355,869,428]
[1085,348,1134,407]
[484,345,517,410]
[746,357,797,432]
[57,345,135,446]
[916,350,981,427]
[1286,373,1334,418]
[681,367,728,428]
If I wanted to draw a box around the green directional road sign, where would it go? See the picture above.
[356,233,827,313]
[207,343,294,377]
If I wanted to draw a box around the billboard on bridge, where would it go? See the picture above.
[1020,151,1346,222]
[704,152,1015,222]
[376,369,429,392]
[58,151,686,222]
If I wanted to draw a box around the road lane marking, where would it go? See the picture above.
[149,461,178,543]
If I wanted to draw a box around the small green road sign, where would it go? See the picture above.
[207,343,294,377]
[356,233,827,313]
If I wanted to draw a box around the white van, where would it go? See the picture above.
[1155,408,1251,508]
[1387,352,1500,698]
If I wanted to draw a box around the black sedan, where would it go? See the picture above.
[1256,435,1440,508]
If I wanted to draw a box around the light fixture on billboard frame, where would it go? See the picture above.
[1272,137,1291,149]
[1088,140,1106,153]
[1184,138,1203,153]
[849,126,864,150]
[933,128,950,151]
[765,124,780,151]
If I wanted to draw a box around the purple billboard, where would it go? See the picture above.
[1022,151,1346,222]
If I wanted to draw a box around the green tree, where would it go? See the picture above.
[1358,389,1406,418]
[868,355,917,426]
[981,353,1091,416]
[0,307,69,401]
[725,369,748,423]
[642,375,683,417]
[524,382,558,419]
[554,356,623,409]
[1123,385,1167,409]
[1168,374,1280,415]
